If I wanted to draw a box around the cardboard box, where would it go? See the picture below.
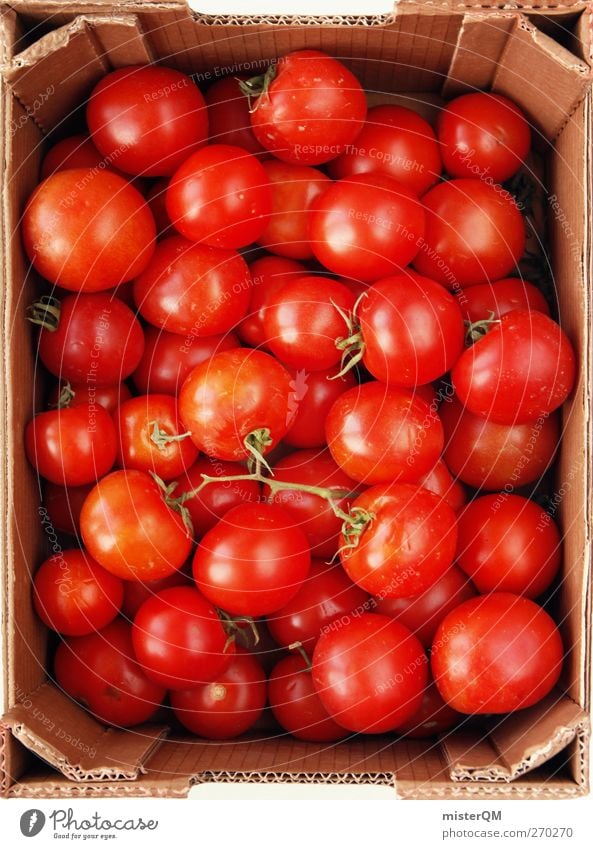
[0,0,591,799]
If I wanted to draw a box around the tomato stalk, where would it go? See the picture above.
[244,428,273,474]
[217,608,260,649]
[150,471,195,539]
[148,421,193,451]
[288,641,312,672]
[238,64,277,112]
[26,295,61,331]
[339,506,375,556]
[464,311,499,344]
[48,381,75,410]
[331,292,368,379]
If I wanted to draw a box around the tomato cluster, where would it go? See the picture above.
[24,54,572,740]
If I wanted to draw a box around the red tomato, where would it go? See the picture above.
[283,367,358,449]
[48,383,132,416]
[133,326,239,396]
[87,65,208,177]
[248,50,366,165]
[268,654,348,742]
[41,135,108,178]
[265,450,360,558]
[25,404,117,487]
[457,277,549,323]
[23,169,156,293]
[256,160,331,259]
[312,614,428,733]
[205,75,267,156]
[340,484,458,599]
[179,348,296,461]
[132,586,230,689]
[166,145,272,248]
[36,293,144,386]
[114,394,198,480]
[456,493,561,597]
[413,179,525,287]
[328,104,441,195]
[309,173,426,281]
[267,560,369,653]
[263,276,356,371]
[54,619,165,726]
[80,469,193,581]
[133,235,251,336]
[146,178,173,239]
[326,382,444,485]
[33,549,123,636]
[43,482,94,537]
[375,564,476,648]
[437,93,531,183]
[452,310,576,424]
[171,647,266,739]
[193,503,311,616]
[432,593,564,713]
[417,460,467,514]
[121,570,191,620]
[238,256,306,348]
[440,395,560,490]
[174,457,261,539]
[358,272,465,386]
[394,678,461,738]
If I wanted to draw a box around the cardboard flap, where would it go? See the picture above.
[442,693,589,782]
[1,683,168,781]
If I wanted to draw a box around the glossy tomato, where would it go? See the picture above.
[312,614,428,733]
[432,593,564,713]
[193,503,311,616]
[87,65,208,177]
[54,619,165,726]
[413,179,525,287]
[452,309,576,424]
[80,469,193,581]
[417,460,467,514]
[145,178,173,239]
[205,75,267,156]
[41,135,110,178]
[283,366,358,449]
[248,50,366,165]
[326,382,444,485]
[33,549,123,636]
[23,169,155,293]
[171,647,266,738]
[43,481,94,537]
[238,255,306,348]
[457,277,549,323]
[121,569,191,620]
[394,678,461,738]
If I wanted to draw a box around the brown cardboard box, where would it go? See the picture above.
[0,0,591,799]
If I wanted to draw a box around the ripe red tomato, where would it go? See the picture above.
[358,272,465,386]
[312,614,428,733]
[267,560,369,653]
[457,277,549,323]
[205,75,267,156]
[417,460,467,514]
[48,383,132,415]
[265,449,360,558]
[452,310,576,424]
[440,395,560,490]
[309,173,425,281]
[193,503,311,616]
[174,457,261,539]
[87,65,208,177]
[340,484,458,599]
[248,50,366,165]
[375,564,476,647]
[133,326,238,396]
[171,647,266,739]
[33,549,123,636]
[263,276,356,371]
[328,104,441,195]
[43,482,94,537]
[146,179,174,239]
[54,619,165,726]
[23,169,156,293]
[256,160,331,259]
[133,235,251,337]
[432,593,564,713]
[413,179,525,287]
[238,256,306,348]
[113,394,198,480]
[132,586,231,689]
[25,404,117,487]
[283,367,358,449]
[179,348,296,461]
[121,569,191,620]
[36,293,144,386]
[80,469,193,581]
[456,493,561,597]
[326,382,444,485]
[166,144,272,248]
[268,654,348,742]
[437,93,531,183]
[394,678,461,739]
[41,135,108,178]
